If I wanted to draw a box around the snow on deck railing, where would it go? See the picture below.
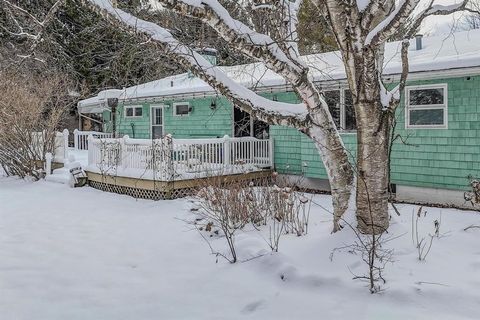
[74,129,112,151]
[86,135,273,181]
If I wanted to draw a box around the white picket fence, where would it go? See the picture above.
[87,135,273,181]
[74,129,112,151]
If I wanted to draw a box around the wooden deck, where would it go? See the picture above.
[86,170,273,200]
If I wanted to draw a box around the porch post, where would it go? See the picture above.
[62,129,69,160]
[107,98,119,138]
[269,137,274,168]
[74,129,79,150]
[45,152,52,176]
[223,135,230,166]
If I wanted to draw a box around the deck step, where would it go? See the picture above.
[46,160,84,186]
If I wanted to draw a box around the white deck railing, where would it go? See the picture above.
[86,135,273,181]
[74,129,112,150]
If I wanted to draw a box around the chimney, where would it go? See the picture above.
[415,34,423,50]
[198,48,218,66]
[188,48,218,78]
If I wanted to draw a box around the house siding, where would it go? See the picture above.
[163,97,232,138]
[270,75,480,192]
[108,97,233,139]
[106,75,480,192]
[390,76,480,191]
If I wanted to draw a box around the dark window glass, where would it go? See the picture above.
[175,104,190,115]
[409,88,444,105]
[344,90,356,130]
[126,106,142,117]
[152,126,163,139]
[409,109,444,126]
[253,119,269,139]
[134,107,143,117]
[324,90,340,128]
[152,108,163,125]
[234,108,251,137]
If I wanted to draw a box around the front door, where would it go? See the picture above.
[151,106,164,139]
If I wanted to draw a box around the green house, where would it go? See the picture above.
[78,30,480,208]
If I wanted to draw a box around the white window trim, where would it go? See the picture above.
[322,88,356,133]
[124,105,143,118]
[150,105,164,139]
[173,102,191,116]
[405,83,448,129]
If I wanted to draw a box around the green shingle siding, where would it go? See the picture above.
[107,75,480,192]
[116,103,151,139]
[268,76,480,191]
[113,98,233,139]
[164,97,232,138]
[390,76,480,191]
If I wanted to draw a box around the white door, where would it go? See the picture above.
[151,106,164,139]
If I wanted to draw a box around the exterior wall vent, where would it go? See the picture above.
[415,34,423,50]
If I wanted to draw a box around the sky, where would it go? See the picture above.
[143,0,476,36]
[421,8,475,36]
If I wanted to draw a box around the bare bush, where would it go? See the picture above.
[464,177,480,207]
[412,206,440,261]
[193,172,312,261]
[0,70,72,179]
[331,220,395,294]
[195,178,252,263]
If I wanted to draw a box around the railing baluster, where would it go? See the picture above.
[85,136,273,180]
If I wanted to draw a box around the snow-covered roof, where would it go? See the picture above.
[79,29,480,113]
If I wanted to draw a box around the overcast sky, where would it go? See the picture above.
[418,0,475,35]
[421,11,472,35]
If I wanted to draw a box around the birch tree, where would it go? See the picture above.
[2,0,477,234]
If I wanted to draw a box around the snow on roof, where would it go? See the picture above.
[79,29,480,112]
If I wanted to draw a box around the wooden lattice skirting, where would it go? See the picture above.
[88,180,193,200]
[86,170,273,200]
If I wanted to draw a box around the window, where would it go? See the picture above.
[125,105,143,118]
[406,84,447,128]
[233,108,269,138]
[324,90,341,128]
[344,90,356,131]
[174,103,190,116]
[151,106,163,139]
[321,89,356,131]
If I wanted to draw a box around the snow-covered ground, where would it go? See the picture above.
[1,176,479,319]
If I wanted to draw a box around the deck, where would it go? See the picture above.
[66,131,274,199]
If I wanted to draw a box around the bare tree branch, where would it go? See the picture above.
[80,0,309,128]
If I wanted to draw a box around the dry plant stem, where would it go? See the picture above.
[412,206,437,261]
[464,177,480,207]
[326,183,393,294]
[464,225,480,231]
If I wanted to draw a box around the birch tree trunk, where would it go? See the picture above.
[355,100,391,234]
[5,0,471,235]
[343,46,393,234]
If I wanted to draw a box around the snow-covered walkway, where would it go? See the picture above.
[0,177,479,319]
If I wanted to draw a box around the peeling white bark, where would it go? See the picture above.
[80,0,355,233]
[7,0,463,234]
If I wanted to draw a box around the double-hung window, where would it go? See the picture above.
[322,89,356,131]
[173,102,191,116]
[125,105,143,118]
[405,84,448,129]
